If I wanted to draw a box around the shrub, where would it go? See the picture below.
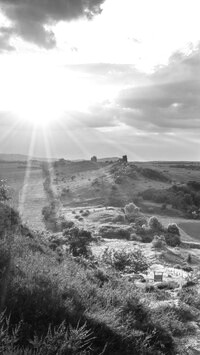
[29,321,94,354]
[152,235,166,249]
[101,248,148,274]
[134,216,148,227]
[165,233,181,247]
[66,227,93,258]
[174,264,181,269]
[179,289,200,309]
[124,202,140,222]
[0,203,20,237]
[61,219,74,230]
[0,311,94,355]
[112,214,126,224]
[175,302,196,322]
[129,233,142,242]
[148,216,163,232]
[167,223,180,236]
[0,180,10,202]
[156,281,179,290]
[82,210,90,217]
[186,253,192,264]
[98,225,132,239]
[182,265,193,272]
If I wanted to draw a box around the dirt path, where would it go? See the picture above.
[18,168,48,230]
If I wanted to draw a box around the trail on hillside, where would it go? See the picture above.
[18,168,48,230]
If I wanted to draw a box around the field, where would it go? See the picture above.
[178,221,200,241]
[0,160,47,229]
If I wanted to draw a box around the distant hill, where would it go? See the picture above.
[0,154,56,162]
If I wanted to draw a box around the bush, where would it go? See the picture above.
[129,233,142,242]
[152,235,166,249]
[182,265,193,272]
[0,203,20,237]
[98,225,133,240]
[167,223,180,236]
[112,214,126,224]
[186,253,192,264]
[179,289,200,310]
[148,216,163,232]
[82,210,90,217]
[102,248,148,274]
[65,227,93,258]
[0,180,10,202]
[134,216,148,228]
[165,233,181,247]
[61,219,74,230]
[124,202,140,222]
[0,311,94,355]
[156,281,179,290]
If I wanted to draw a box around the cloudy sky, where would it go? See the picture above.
[0,0,200,160]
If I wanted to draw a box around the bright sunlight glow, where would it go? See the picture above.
[0,56,118,127]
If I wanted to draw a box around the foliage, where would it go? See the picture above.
[29,321,94,355]
[0,180,10,202]
[0,311,94,355]
[148,216,164,232]
[152,235,166,249]
[98,225,132,239]
[124,202,142,222]
[167,223,180,236]
[134,215,148,228]
[165,233,181,247]
[0,203,20,237]
[179,288,200,310]
[0,203,194,354]
[65,227,93,257]
[101,248,148,274]
[140,181,200,218]
[186,253,192,264]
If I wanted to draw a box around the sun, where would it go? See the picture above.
[0,56,118,128]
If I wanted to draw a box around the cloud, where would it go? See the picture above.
[116,45,200,133]
[65,63,147,86]
[0,0,105,48]
[0,26,15,51]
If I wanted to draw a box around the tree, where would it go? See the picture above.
[148,216,163,232]
[66,227,93,257]
[0,180,10,203]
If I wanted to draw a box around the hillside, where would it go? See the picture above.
[1,159,200,353]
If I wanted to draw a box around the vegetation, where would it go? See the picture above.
[2,159,200,354]
[140,181,200,218]
[0,179,10,202]
[101,248,148,274]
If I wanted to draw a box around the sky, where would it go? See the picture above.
[0,0,200,161]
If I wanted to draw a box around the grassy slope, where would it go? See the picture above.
[0,161,47,230]
[2,160,200,353]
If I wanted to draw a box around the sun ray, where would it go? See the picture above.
[0,119,22,146]
[18,126,37,217]
[41,126,57,201]
[49,117,92,159]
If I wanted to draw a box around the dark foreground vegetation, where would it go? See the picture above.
[0,181,199,354]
